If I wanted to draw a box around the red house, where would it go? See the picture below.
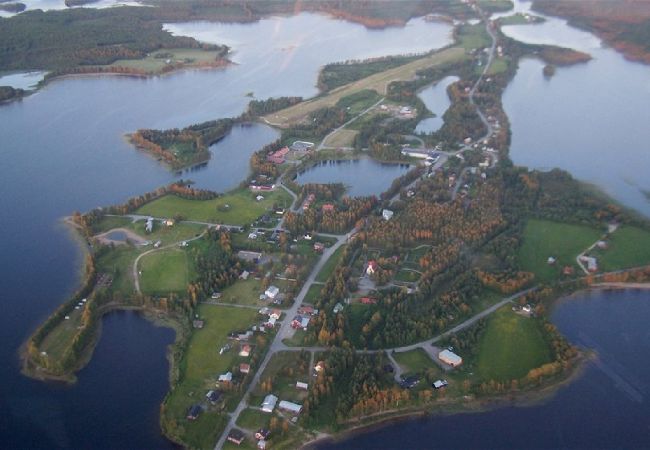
[321,203,335,212]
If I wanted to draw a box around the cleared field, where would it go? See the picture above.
[219,278,265,307]
[323,129,358,148]
[139,249,191,295]
[595,226,650,271]
[315,244,347,283]
[163,305,258,450]
[475,307,552,382]
[264,47,466,127]
[135,189,293,225]
[108,48,222,74]
[392,348,437,374]
[236,408,270,431]
[518,219,602,282]
[38,306,84,363]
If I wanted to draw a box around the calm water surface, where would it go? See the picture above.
[296,159,410,197]
[0,14,452,448]
[415,75,459,134]
[320,289,650,449]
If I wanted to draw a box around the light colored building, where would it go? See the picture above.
[382,209,394,221]
[265,286,280,300]
[278,400,302,414]
[438,349,463,367]
[296,381,309,390]
[261,394,278,413]
[218,372,232,382]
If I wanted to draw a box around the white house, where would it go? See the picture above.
[265,286,280,300]
[382,209,394,221]
[261,394,278,413]
[296,381,309,390]
[145,217,154,233]
[438,349,463,367]
[218,372,232,382]
[278,400,302,414]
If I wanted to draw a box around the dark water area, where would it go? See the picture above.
[318,289,650,449]
[415,76,459,134]
[0,13,452,449]
[295,159,410,197]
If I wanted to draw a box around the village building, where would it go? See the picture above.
[227,429,246,446]
[360,297,377,305]
[333,302,344,314]
[366,260,379,275]
[255,428,271,440]
[265,316,277,328]
[580,255,599,272]
[313,242,325,252]
[145,217,154,233]
[240,270,250,280]
[257,440,267,450]
[296,381,309,390]
[267,146,289,164]
[218,372,233,383]
[239,363,251,374]
[382,209,394,221]
[314,361,325,374]
[291,315,310,329]
[298,305,315,315]
[192,320,204,329]
[547,256,557,265]
[269,309,282,320]
[264,286,280,300]
[206,390,222,404]
[163,219,174,227]
[186,404,201,421]
[238,250,262,263]
[278,400,302,414]
[439,349,463,367]
[261,394,278,413]
[433,379,448,389]
[211,291,222,299]
[290,140,314,152]
[239,344,252,357]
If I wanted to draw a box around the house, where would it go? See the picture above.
[255,428,271,440]
[206,390,222,404]
[265,317,277,328]
[439,349,463,367]
[303,233,312,240]
[267,146,290,164]
[192,320,204,329]
[400,375,420,389]
[239,344,252,357]
[314,361,325,374]
[218,372,233,383]
[145,217,154,233]
[163,219,174,227]
[238,250,263,263]
[366,260,379,275]
[433,379,448,389]
[211,292,222,300]
[256,195,264,201]
[597,241,608,249]
[240,363,251,374]
[180,241,188,248]
[270,309,282,320]
[261,394,278,413]
[563,266,575,276]
[240,270,250,280]
[360,297,377,305]
[313,242,325,252]
[186,404,201,420]
[580,255,598,272]
[278,400,302,414]
[154,240,161,248]
[333,303,344,314]
[248,232,258,240]
[257,440,267,450]
[298,305,315,315]
[322,203,335,213]
[291,315,310,329]
[296,381,309,390]
[382,209,394,221]
[547,256,557,265]
[227,429,246,446]
[265,286,280,300]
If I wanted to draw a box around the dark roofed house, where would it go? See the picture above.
[227,429,246,445]
[186,404,201,421]
[206,390,222,404]
[255,428,271,440]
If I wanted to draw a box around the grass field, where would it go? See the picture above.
[323,129,358,148]
[594,226,650,271]
[394,269,421,283]
[518,219,602,282]
[95,245,140,296]
[486,57,509,75]
[219,278,265,307]
[392,348,437,375]
[129,220,205,246]
[38,304,84,363]
[163,305,259,450]
[304,284,324,304]
[139,249,192,296]
[315,245,347,283]
[253,351,310,403]
[264,47,466,127]
[236,408,270,430]
[90,215,132,234]
[107,48,222,74]
[135,189,293,225]
[475,307,552,382]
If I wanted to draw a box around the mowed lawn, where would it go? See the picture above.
[163,305,258,450]
[135,189,292,225]
[595,226,650,271]
[518,219,602,282]
[219,278,264,306]
[140,249,192,296]
[393,348,437,374]
[315,244,346,283]
[475,307,552,382]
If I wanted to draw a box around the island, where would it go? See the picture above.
[19,2,650,450]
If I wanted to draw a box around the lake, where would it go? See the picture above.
[0,13,453,448]
[318,289,650,449]
[415,76,459,134]
[501,1,650,217]
[295,159,411,197]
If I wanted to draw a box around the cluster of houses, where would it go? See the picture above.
[291,305,318,330]
[379,103,417,119]
[144,217,175,234]
[302,193,316,211]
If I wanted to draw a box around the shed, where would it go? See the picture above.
[296,381,309,390]
[186,404,201,420]
[265,286,280,299]
[439,349,463,367]
[227,429,245,445]
[279,400,302,414]
[261,394,278,413]
[382,209,394,221]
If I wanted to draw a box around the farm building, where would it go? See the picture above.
[261,394,278,413]
[438,349,463,367]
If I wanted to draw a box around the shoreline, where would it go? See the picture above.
[302,350,594,449]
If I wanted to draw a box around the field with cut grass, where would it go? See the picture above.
[219,278,265,307]
[139,249,192,296]
[518,219,602,282]
[107,48,224,74]
[315,245,347,283]
[264,47,466,127]
[475,307,552,382]
[323,129,359,148]
[135,189,293,225]
[594,226,650,271]
[392,348,437,374]
[162,305,259,450]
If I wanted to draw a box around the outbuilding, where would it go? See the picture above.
[439,349,463,367]
[278,400,302,414]
[261,394,278,413]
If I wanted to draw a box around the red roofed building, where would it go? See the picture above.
[322,203,335,212]
[267,147,289,164]
[360,297,377,305]
[366,261,379,275]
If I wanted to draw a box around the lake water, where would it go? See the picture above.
[500,1,650,217]
[295,159,410,197]
[0,13,453,448]
[0,71,48,90]
[318,289,650,449]
[415,75,459,134]
[104,230,128,241]
[0,0,144,18]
